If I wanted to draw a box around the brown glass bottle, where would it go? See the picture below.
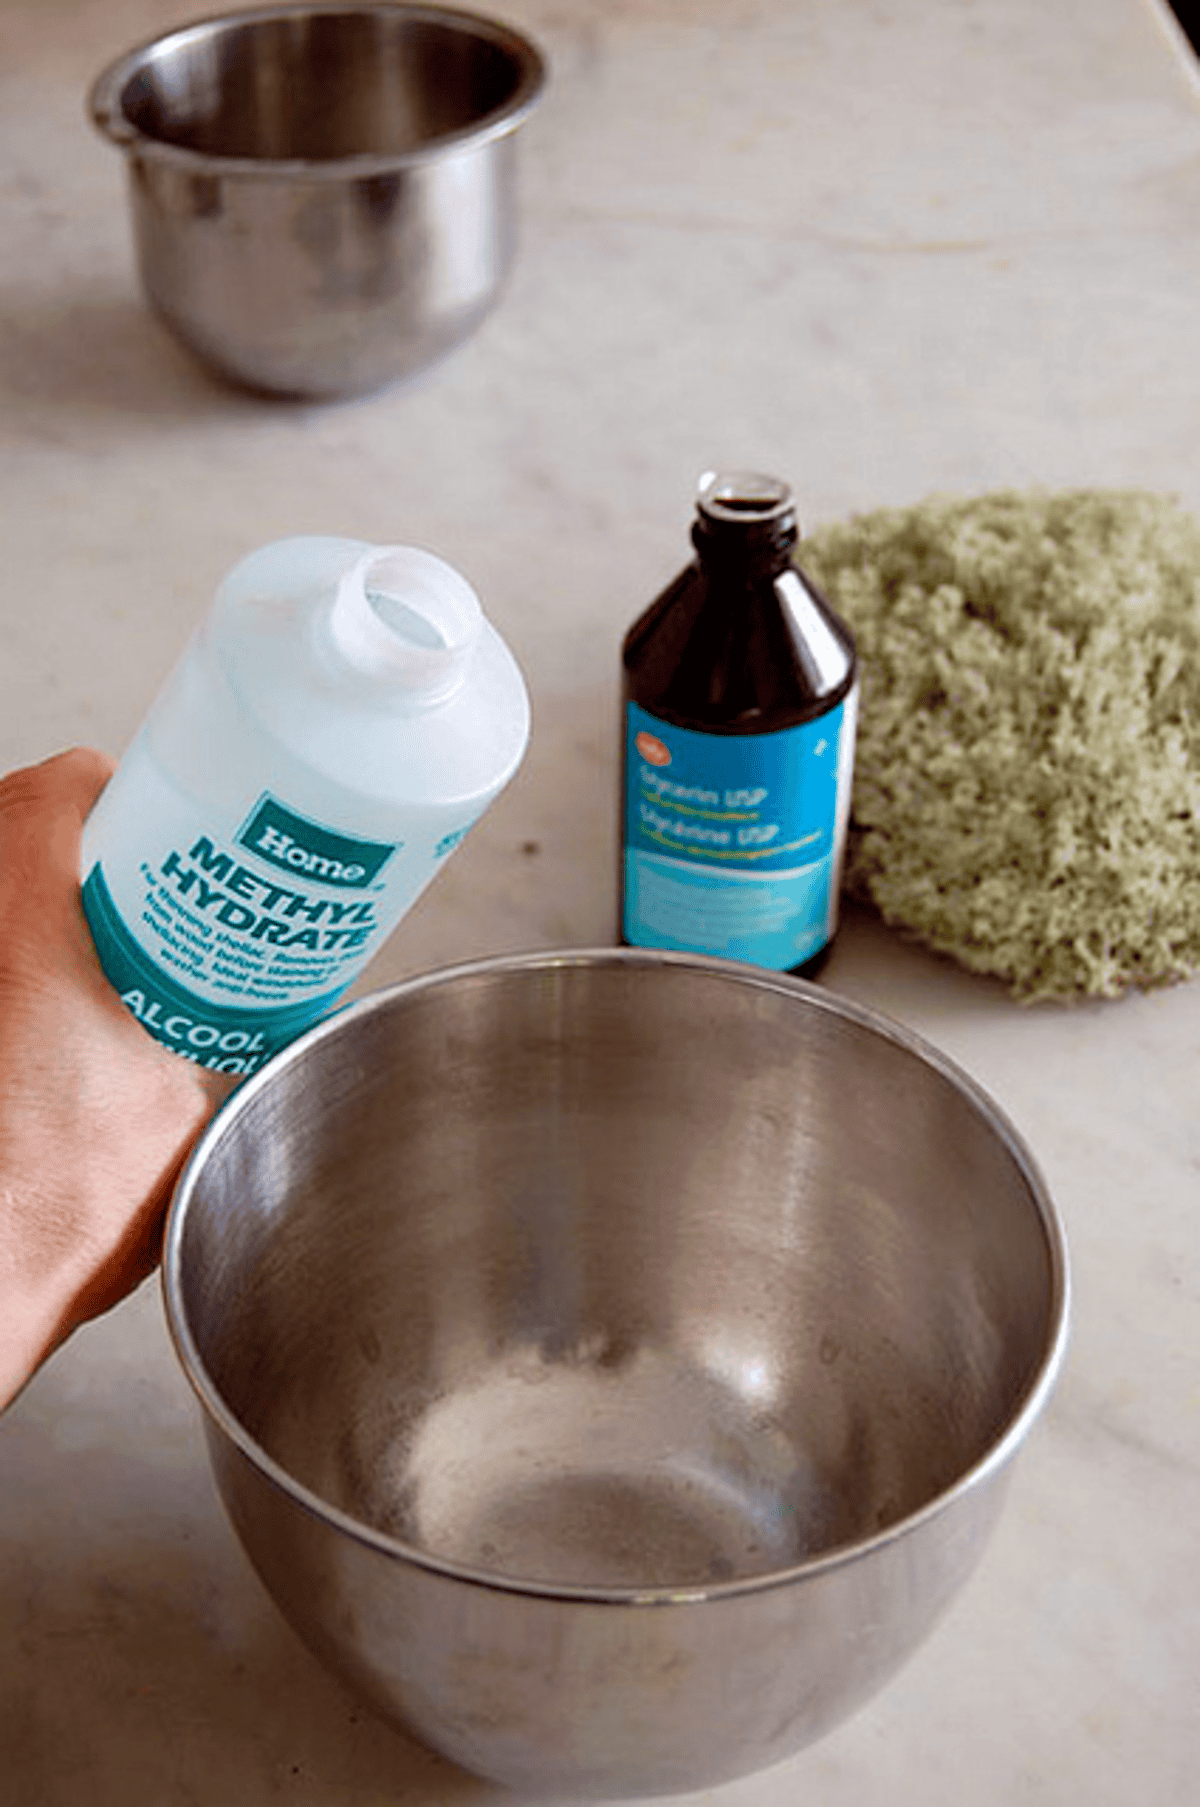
[619,472,857,977]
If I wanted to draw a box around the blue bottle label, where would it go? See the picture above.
[622,693,857,968]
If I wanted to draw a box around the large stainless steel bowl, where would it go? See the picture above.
[164,950,1069,1797]
[89,5,546,397]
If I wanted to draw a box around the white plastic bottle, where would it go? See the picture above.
[80,536,530,1080]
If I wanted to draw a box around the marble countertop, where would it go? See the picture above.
[2,0,1198,1801]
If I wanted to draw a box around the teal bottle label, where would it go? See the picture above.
[79,787,408,1078]
[82,863,348,1078]
[622,695,857,968]
[235,794,397,887]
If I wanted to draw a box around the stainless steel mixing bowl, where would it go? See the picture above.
[89,5,546,397]
[164,950,1069,1797]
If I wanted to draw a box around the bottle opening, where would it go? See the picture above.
[693,471,798,564]
[365,589,449,651]
[331,546,483,702]
[696,471,795,527]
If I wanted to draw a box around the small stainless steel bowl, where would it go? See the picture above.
[164,950,1069,1798]
[89,5,546,398]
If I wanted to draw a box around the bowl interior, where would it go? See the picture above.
[170,956,1064,1595]
[111,5,541,162]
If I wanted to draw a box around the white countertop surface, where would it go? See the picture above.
[2,0,1198,1801]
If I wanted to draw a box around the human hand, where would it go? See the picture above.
[0,748,224,1410]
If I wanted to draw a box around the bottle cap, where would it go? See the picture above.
[330,545,483,704]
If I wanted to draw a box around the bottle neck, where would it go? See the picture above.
[691,470,799,578]
[622,471,856,731]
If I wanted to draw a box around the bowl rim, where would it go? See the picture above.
[88,1,547,178]
[162,946,1071,1607]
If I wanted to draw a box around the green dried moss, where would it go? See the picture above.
[800,489,1200,1000]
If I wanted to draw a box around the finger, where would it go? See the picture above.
[0,748,113,896]
[0,747,115,834]
[0,749,116,888]
[0,750,116,971]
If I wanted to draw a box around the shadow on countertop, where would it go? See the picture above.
[0,1452,498,1805]
[0,286,294,429]
[0,1291,501,1807]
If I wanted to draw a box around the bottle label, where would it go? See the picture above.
[81,785,419,1078]
[235,794,396,887]
[621,695,857,969]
